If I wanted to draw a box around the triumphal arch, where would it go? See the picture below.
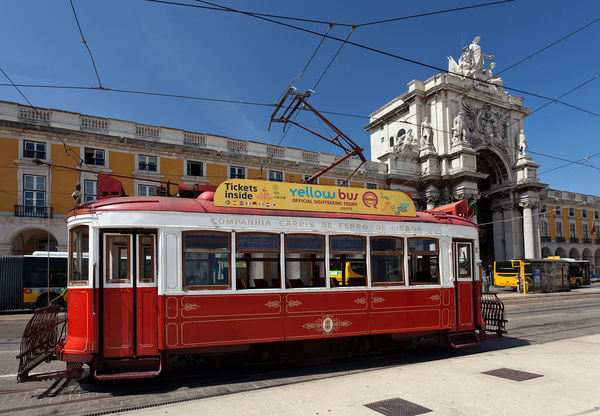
[365,36,546,266]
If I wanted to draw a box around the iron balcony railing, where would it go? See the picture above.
[541,236,551,242]
[14,205,52,218]
[555,236,565,242]
[582,238,592,244]
[570,237,579,243]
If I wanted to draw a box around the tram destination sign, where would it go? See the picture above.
[214,179,416,217]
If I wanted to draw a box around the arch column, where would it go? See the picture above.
[520,201,535,259]
[491,206,505,260]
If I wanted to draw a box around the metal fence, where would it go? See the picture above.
[0,255,24,310]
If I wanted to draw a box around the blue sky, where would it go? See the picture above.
[1,0,599,194]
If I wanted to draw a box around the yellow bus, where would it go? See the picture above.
[22,252,68,309]
[493,260,530,290]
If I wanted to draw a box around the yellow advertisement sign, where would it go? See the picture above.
[214,179,416,217]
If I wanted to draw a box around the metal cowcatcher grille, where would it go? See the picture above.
[17,304,68,382]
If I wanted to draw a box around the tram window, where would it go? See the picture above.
[139,235,155,283]
[408,238,439,285]
[371,237,404,285]
[236,233,280,289]
[106,235,131,283]
[285,234,325,288]
[183,232,230,289]
[69,226,89,284]
[457,243,471,278]
[329,236,366,287]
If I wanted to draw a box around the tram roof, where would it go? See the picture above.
[71,195,477,227]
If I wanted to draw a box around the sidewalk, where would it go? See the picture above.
[124,333,600,416]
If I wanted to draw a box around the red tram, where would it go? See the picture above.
[18,179,506,381]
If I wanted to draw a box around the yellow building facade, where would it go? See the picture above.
[0,101,385,254]
[539,189,600,269]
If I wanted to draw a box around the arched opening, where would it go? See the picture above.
[541,247,551,258]
[582,248,593,263]
[10,229,57,255]
[569,247,580,260]
[555,247,567,258]
[397,129,406,141]
[595,249,600,275]
[476,149,511,265]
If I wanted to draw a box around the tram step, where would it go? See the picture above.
[447,332,481,349]
[94,357,162,381]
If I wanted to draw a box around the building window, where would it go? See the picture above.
[186,161,204,177]
[138,155,157,172]
[541,204,547,213]
[389,137,394,147]
[23,140,46,159]
[569,207,575,217]
[269,170,283,182]
[84,148,105,166]
[407,238,439,285]
[583,224,589,239]
[569,222,576,237]
[380,137,384,143]
[336,179,349,187]
[304,175,318,184]
[366,183,377,189]
[371,237,404,285]
[397,129,406,140]
[183,232,230,289]
[583,210,587,218]
[83,179,97,202]
[230,166,245,179]
[138,184,158,196]
[555,221,563,237]
[541,221,549,237]
[23,174,46,207]
[595,211,599,220]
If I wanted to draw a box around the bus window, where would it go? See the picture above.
[69,226,89,284]
[329,236,366,287]
[183,232,230,289]
[285,234,325,288]
[371,237,404,285]
[236,233,280,289]
[408,238,439,285]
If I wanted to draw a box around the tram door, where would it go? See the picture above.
[102,232,158,358]
[454,241,474,331]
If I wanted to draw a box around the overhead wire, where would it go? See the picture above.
[144,0,514,28]
[69,0,103,88]
[193,0,599,117]
[0,66,83,168]
[399,17,600,146]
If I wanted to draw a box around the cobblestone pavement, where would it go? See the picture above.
[0,285,598,415]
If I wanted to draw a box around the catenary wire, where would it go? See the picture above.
[193,0,599,117]
[400,17,600,144]
[69,0,103,88]
[143,0,514,28]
